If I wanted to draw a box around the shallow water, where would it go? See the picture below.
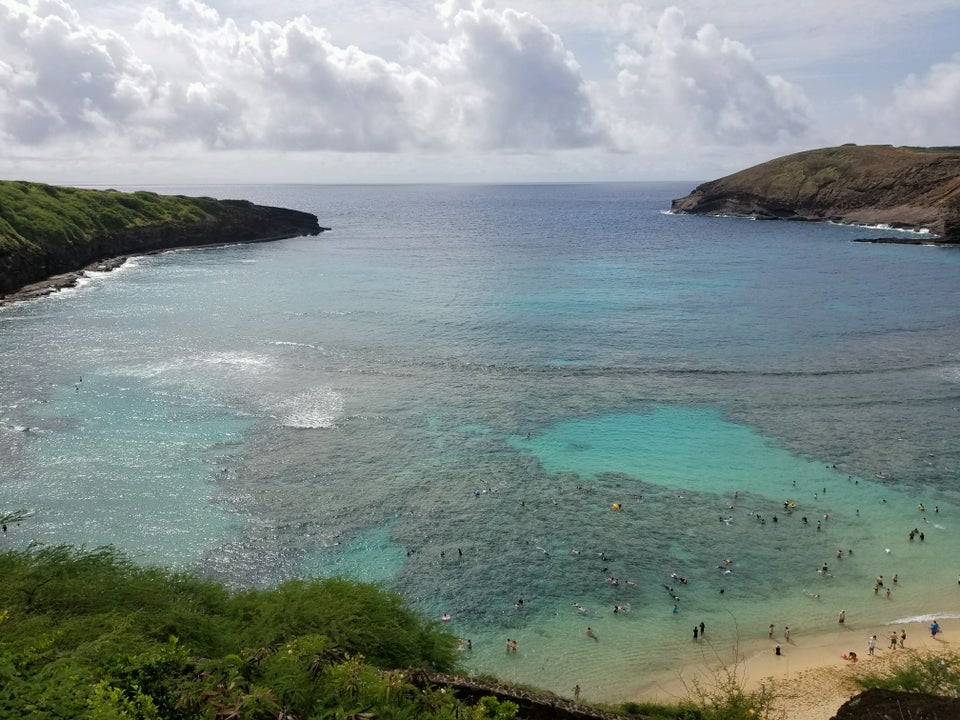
[1,183,959,701]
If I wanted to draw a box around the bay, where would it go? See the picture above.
[1,182,959,701]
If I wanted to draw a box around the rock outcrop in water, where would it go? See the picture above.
[0,180,326,302]
[671,144,960,243]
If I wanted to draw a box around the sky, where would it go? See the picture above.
[1,0,958,185]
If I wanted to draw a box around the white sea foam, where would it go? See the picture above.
[87,256,142,278]
[828,220,933,235]
[937,366,960,383]
[886,611,960,625]
[115,352,268,382]
[276,387,344,429]
[272,341,319,350]
[202,352,270,369]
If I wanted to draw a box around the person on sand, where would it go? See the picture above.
[889,632,898,649]
[931,620,940,637]
[899,629,906,648]
[868,635,876,655]
[775,644,781,656]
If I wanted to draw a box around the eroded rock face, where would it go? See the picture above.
[672,145,960,242]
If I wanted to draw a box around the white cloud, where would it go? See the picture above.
[612,6,811,149]
[424,0,604,149]
[0,0,605,156]
[883,54,960,144]
[0,0,160,145]
[1,0,956,183]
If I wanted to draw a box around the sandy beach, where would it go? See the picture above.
[632,615,957,719]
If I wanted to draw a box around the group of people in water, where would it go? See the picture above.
[463,470,947,697]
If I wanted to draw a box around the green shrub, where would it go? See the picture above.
[0,546,460,719]
[854,651,960,696]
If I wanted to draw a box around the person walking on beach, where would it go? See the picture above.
[889,632,898,649]
[931,620,940,637]
[868,635,876,655]
[899,629,906,648]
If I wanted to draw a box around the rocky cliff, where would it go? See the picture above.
[671,144,960,242]
[0,181,326,300]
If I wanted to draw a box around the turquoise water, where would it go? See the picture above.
[1,183,959,701]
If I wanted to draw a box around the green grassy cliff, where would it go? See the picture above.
[671,145,960,242]
[0,181,324,298]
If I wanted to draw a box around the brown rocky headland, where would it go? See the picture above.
[671,144,960,243]
[0,181,327,304]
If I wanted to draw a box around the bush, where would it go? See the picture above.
[0,546,460,719]
[854,651,960,697]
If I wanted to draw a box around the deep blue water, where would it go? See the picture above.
[2,182,959,700]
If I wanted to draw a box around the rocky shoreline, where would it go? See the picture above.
[0,230,329,307]
[671,144,960,244]
[852,236,954,246]
[0,181,330,303]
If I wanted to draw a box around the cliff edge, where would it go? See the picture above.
[0,181,325,301]
[671,144,960,242]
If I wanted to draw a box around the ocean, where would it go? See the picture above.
[1,182,959,702]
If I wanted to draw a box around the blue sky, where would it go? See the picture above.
[1,0,958,184]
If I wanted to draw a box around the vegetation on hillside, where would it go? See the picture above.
[0,545,465,719]
[0,180,321,297]
[0,181,239,254]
